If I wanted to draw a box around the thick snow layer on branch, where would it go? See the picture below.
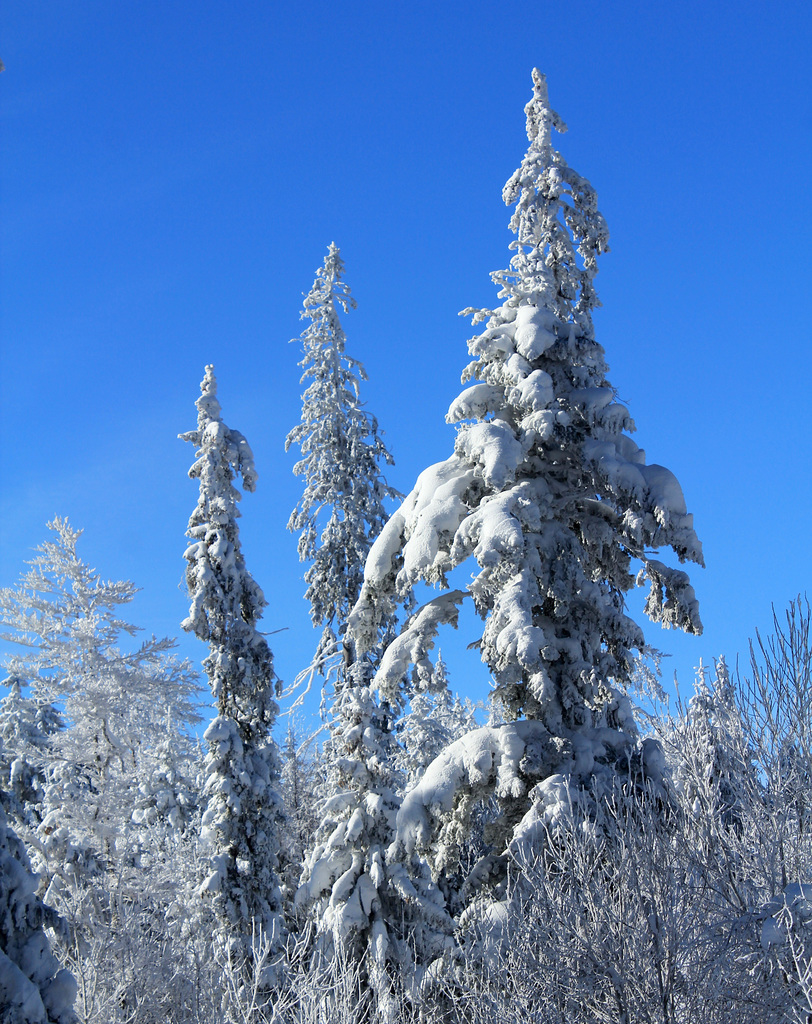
[639,463,689,517]
[447,384,504,423]
[398,458,476,586]
[455,422,525,492]
[372,592,467,704]
[396,722,571,854]
[348,457,476,651]
[365,510,407,585]
[760,884,812,951]
[394,717,662,888]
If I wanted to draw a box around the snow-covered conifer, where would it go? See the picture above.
[297,608,462,993]
[665,658,754,834]
[0,771,76,1024]
[395,655,481,794]
[285,250,430,1002]
[286,244,399,649]
[131,722,200,833]
[0,678,62,832]
[278,724,322,904]
[351,70,703,894]
[180,365,284,968]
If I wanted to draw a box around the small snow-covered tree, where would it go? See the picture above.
[0,678,62,833]
[351,70,703,902]
[394,655,481,794]
[286,243,399,651]
[278,724,322,904]
[180,365,284,970]
[297,603,465,998]
[131,720,201,834]
[294,659,404,978]
[662,658,755,839]
[0,785,76,1024]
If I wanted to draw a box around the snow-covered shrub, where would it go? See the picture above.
[652,599,812,1021]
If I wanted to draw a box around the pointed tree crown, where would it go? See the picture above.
[287,245,398,635]
[492,68,609,339]
[181,366,267,668]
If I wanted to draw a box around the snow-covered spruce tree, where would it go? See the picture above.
[294,659,409,998]
[294,585,458,1002]
[130,715,201,835]
[298,599,482,1003]
[286,243,399,655]
[0,778,76,1024]
[349,70,704,902]
[285,248,441,1005]
[663,658,755,837]
[278,724,322,903]
[293,655,411,1006]
[0,678,63,836]
[180,365,285,972]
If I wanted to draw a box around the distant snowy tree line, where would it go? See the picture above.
[0,70,809,1023]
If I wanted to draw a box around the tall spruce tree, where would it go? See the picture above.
[288,249,451,1000]
[180,365,284,970]
[351,70,704,890]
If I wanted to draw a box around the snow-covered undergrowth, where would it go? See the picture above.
[0,620,808,1024]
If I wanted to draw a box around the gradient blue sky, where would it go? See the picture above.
[2,1,811,723]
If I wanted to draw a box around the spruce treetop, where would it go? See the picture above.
[490,68,609,338]
[287,245,398,635]
[301,241,356,342]
[181,365,266,667]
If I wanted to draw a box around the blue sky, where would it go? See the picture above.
[2,1,811,725]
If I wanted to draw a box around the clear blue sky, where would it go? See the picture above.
[2,1,811,724]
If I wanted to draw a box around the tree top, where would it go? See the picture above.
[525,68,568,151]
